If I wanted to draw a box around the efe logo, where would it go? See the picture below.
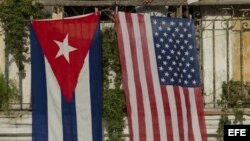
[228,129,246,136]
[224,125,250,141]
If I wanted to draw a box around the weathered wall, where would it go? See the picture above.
[0,25,31,109]
[232,21,250,81]
[202,18,250,107]
[0,26,4,74]
[202,17,234,107]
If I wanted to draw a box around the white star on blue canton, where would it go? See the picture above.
[153,20,157,25]
[170,78,174,82]
[169,38,173,42]
[180,34,184,38]
[163,61,167,65]
[185,51,189,56]
[159,26,163,31]
[161,78,165,82]
[193,80,197,84]
[175,27,180,32]
[174,73,178,77]
[183,69,187,73]
[190,57,194,61]
[161,50,166,54]
[168,67,173,71]
[179,22,183,26]
[184,80,188,84]
[151,18,199,87]
[165,72,169,76]
[158,55,162,59]
[159,66,164,71]
[170,21,175,26]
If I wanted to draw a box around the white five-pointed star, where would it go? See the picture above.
[54,34,77,63]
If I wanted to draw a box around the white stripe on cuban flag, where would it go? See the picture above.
[45,57,63,141]
[45,54,93,141]
[75,54,93,141]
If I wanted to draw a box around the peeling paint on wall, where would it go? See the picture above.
[202,17,234,107]
[232,21,250,81]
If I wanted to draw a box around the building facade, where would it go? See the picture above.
[1,0,250,140]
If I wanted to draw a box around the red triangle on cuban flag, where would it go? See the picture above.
[32,13,99,102]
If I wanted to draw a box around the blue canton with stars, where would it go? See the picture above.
[151,17,200,87]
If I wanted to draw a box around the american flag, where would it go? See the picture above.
[115,12,207,141]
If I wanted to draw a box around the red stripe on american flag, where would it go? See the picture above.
[125,13,147,141]
[194,88,208,141]
[138,14,161,141]
[183,88,195,141]
[173,86,184,141]
[161,86,174,141]
[114,13,134,141]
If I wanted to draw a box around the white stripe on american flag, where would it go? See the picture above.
[183,88,195,141]
[131,14,154,141]
[189,88,202,141]
[115,13,134,141]
[179,87,188,141]
[139,14,160,140]
[45,58,63,141]
[118,12,140,141]
[127,13,147,140]
[166,86,179,141]
[144,14,168,141]
[75,53,93,141]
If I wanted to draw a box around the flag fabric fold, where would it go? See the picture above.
[115,12,207,141]
[31,13,102,141]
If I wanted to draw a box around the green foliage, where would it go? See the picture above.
[0,0,47,113]
[217,114,231,135]
[0,0,47,71]
[103,89,126,141]
[0,73,19,112]
[217,80,250,135]
[220,81,250,108]
[102,26,126,141]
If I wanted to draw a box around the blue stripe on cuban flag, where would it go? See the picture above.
[30,21,102,141]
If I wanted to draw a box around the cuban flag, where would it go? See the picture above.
[30,13,102,141]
